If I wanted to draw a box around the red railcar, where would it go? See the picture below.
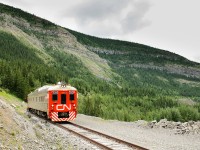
[27,83,78,122]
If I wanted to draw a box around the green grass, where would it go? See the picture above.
[0,88,22,102]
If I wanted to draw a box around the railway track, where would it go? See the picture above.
[56,122,148,150]
[30,112,148,150]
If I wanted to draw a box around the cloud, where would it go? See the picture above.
[0,0,152,38]
[1,0,29,7]
[121,0,151,33]
[61,0,152,37]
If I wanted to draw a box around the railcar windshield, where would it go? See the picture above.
[70,93,74,101]
[61,94,66,104]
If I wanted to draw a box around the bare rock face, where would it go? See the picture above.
[0,13,115,82]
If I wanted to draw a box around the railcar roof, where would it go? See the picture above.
[28,84,77,96]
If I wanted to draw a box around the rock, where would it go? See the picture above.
[182,122,188,127]
[20,146,25,150]
[0,124,3,128]
[196,122,200,128]
[136,120,148,127]
[160,119,167,123]
[174,129,181,134]
[192,124,198,130]
[0,145,5,149]
[11,104,16,108]
[51,146,57,150]
[188,121,194,126]
[154,119,169,129]
[37,122,46,130]
[152,120,157,124]
[176,122,181,126]
[34,140,38,143]
[174,122,182,129]
[2,105,6,109]
[146,119,200,135]
[30,116,39,124]
[185,127,190,134]
[21,101,25,107]
[159,122,167,128]
[148,120,157,128]
[166,121,175,129]
[25,111,32,118]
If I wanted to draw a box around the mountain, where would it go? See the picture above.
[0,3,200,122]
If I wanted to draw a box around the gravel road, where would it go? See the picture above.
[73,114,200,150]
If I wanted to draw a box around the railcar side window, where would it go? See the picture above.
[52,93,58,101]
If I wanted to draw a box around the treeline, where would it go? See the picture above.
[0,60,67,99]
[78,93,200,122]
[115,67,200,98]
[0,31,67,99]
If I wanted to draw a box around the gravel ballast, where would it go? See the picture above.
[73,114,200,150]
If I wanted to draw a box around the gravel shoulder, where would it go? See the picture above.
[73,114,200,150]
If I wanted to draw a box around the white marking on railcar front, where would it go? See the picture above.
[56,104,71,110]
[68,111,75,120]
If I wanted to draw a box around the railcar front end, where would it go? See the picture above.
[48,88,77,122]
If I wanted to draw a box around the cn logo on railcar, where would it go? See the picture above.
[56,104,71,111]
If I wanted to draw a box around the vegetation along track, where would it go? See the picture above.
[56,122,148,150]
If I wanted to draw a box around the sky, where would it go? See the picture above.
[1,0,200,63]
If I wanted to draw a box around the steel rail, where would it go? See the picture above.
[69,122,148,150]
[56,123,112,150]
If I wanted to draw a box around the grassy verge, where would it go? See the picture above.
[0,88,27,116]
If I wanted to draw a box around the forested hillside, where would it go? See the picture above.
[0,3,200,122]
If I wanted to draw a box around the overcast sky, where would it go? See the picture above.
[1,0,200,63]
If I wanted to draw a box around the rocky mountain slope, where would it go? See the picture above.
[0,3,200,122]
[0,10,113,81]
